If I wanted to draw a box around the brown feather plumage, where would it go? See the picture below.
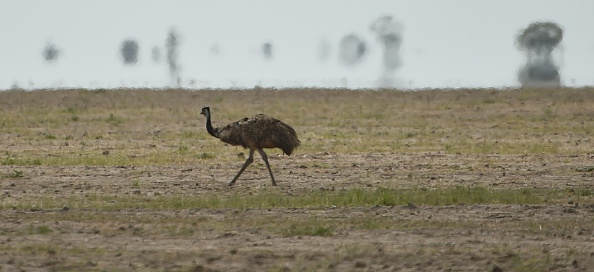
[200,106,300,186]
[214,114,300,155]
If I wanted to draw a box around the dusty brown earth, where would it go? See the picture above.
[2,152,594,271]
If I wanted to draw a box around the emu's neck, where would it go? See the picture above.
[205,112,217,138]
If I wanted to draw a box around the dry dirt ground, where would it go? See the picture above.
[1,152,594,271]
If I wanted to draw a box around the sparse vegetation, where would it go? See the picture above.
[1,88,594,166]
[281,219,335,236]
[1,87,594,271]
[3,186,589,211]
[26,224,53,235]
[5,170,24,178]
[196,152,214,159]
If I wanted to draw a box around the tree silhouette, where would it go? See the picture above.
[262,42,273,60]
[42,42,59,63]
[120,39,139,65]
[166,28,181,86]
[338,34,367,66]
[516,22,563,87]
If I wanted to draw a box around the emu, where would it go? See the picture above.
[200,106,300,186]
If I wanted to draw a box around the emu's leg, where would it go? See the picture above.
[257,149,277,186]
[228,149,254,187]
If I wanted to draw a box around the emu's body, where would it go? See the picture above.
[200,106,300,186]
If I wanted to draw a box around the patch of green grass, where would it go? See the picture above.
[576,166,594,172]
[177,143,189,153]
[508,251,554,272]
[131,178,141,187]
[2,153,43,166]
[27,224,53,235]
[482,98,497,104]
[2,155,16,165]
[18,244,60,256]
[5,170,24,178]
[539,108,557,122]
[106,113,123,125]
[326,186,550,207]
[164,225,195,237]
[196,152,214,159]
[3,186,590,211]
[280,218,334,236]
[180,130,195,138]
[28,158,43,165]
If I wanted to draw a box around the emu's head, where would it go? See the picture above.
[200,106,210,118]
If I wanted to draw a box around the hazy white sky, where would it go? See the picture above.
[0,0,593,89]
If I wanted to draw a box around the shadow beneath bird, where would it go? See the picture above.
[200,106,301,187]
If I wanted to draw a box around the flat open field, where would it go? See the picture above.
[1,88,594,271]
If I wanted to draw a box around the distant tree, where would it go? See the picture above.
[262,42,273,60]
[120,39,139,65]
[370,15,403,72]
[42,42,59,63]
[166,28,181,85]
[516,21,563,87]
[370,15,404,88]
[516,22,563,53]
[338,34,367,66]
